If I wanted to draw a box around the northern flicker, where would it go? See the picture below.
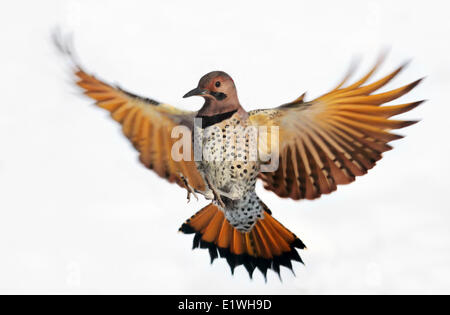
[54,34,423,279]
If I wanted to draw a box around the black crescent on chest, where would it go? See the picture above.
[196,110,238,129]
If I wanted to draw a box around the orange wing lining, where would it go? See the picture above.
[71,67,206,192]
[253,57,423,201]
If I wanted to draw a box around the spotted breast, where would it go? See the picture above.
[194,111,264,232]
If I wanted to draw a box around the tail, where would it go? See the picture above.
[179,202,306,280]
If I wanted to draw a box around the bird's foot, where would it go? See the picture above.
[216,188,241,201]
[204,176,226,209]
[195,189,214,200]
[187,190,199,203]
[179,174,198,203]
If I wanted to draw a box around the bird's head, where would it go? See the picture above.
[183,71,242,116]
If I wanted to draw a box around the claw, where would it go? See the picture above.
[180,173,198,203]
[180,173,225,207]
[187,190,199,203]
[205,176,226,209]
[215,189,240,201]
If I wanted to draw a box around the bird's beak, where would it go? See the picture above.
[183,87,208,98]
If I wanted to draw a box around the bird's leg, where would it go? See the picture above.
[204,175,226,209]
[207,178,242,201]
[194,188,214,200]
[215,185,242,201]
[179,174,198,203]
[179,173,215,202]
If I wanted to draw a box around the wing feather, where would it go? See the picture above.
[250,56,423,200]
[59,50,205,192]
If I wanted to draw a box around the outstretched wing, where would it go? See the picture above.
[249,56,424,200]
[55,35,206,192]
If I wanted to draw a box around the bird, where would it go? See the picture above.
[53,33,424,280]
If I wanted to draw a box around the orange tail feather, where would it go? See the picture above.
[179,203,306,279]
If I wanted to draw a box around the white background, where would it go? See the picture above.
[0,0,449,294]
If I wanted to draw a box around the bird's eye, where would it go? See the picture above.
[215,81,221,88]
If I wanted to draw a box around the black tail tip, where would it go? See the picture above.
[184,231,306,281]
